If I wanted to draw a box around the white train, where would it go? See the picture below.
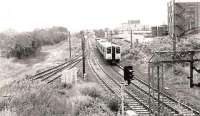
[96,38,121,63]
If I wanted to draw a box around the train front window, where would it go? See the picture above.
[116,47,120,53]
[107,47,111,54]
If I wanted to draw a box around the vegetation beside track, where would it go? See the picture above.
[0,26,69,59]
[0,76,119,116]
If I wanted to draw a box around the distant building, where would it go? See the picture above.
[118,21,151,34]
[151,25,168,37]
[151,26,157,37]
[168,1,200,37]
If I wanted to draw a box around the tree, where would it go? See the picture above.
[94,29,105,38]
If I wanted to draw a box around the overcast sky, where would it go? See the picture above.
[0,0,198,32]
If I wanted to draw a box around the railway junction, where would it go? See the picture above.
[0,31,200,116]
[0,0,199,116]
[85,33,200,116]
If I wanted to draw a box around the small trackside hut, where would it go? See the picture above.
[96,38,121,63]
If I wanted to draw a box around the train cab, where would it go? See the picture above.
[96,38,121,63]
[112,44,121,62]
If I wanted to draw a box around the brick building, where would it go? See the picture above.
[168,1,200,37]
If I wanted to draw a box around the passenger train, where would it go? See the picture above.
[96,38,121,63]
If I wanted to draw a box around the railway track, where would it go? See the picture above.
[30,53,83,83]
[88,36,200,115]
[88,40,152,115]
[111,64,200,116]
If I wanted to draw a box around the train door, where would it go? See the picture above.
[112,46,115,61]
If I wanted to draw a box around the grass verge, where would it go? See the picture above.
[0,78,119,116]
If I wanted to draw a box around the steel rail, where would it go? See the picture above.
[31,54,82,80]
[113,64,200,115]
[88,39,151,115]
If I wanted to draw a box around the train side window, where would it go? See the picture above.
[116,47,120,53]
[107,47,111,54]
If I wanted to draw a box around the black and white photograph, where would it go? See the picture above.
[0,0,200,115]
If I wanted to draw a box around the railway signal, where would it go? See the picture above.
[124,66,134,85]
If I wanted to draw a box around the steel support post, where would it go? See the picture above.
[172,0,177,75]
[157,65,160,116]
[190,52,194,88]
[69,32,72,59]
[161,64,164,111]
[121,83,125,116]
[130,29,133,48]
[151,65,156,113]
[148,63,151,115]
[81,32,86,79]
[110,31,113,43]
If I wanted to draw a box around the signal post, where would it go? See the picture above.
[121,65,134,116]
[120,82,125,116]
[80,31,86,79]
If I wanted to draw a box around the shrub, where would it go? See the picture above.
[73,96,114,116]
[0,79,117,116]
[107,97,120,113]
[0,26,69,59]
[10,83,72,116]
[70,95,93,115]
[60,83,73,89]
[0,97,10,111]
[93,29,105,38]
[32,26,69,45]
[77,83,102,98]
[0,32,41,59]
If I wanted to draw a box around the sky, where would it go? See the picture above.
[0,0,197,32]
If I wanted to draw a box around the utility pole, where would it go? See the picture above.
[128,22,133,49]
[157,66,160,116]
[68,31,72,59]
[110,31,113,43]
[190,51,195,88]
[81,31,86,79]
[172,0,176,56]
[105,29,109,39]
[197,0,199,28]
[130,29,133,48]
[172,0,177,75]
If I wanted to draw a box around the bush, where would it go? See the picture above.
[107,97,120,113]
[93,29,105,38]
[73,96,114,116]
[0,79,117,116]
[77,83,102,98]
[9,82,72,116]
[60,83,73,89]
[32,27,68,45]
[0,32,42,58]
[0,26,69,59]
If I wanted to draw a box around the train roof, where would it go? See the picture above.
[125,110,138,116]
[97,39,120,48]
